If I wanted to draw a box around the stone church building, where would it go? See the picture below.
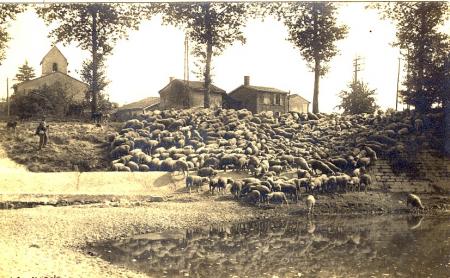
[14,46,89,103]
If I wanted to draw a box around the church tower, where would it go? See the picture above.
[40,46,68,76]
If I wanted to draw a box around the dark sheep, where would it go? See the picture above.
[359,174,372,192]
[255,185,271,203]
[246,190,261,204]
[110,145,130,159]
[230,180,243,199]
[267,192,289,205]
[309,159,335,175]
[197,167,218,177]
[174,160,189,176]
[280,183,298,202]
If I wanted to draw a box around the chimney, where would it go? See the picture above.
[244,76,250,86]
[169,76,175,82]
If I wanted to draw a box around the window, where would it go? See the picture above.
[263,95,270,105]
[275,94,281,105]
[52,63,58,72]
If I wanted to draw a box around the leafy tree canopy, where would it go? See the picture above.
[15,60,36,82]
[337,81,379,115]
[0,4,25,64]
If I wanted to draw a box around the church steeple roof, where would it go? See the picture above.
[40,45,68,65]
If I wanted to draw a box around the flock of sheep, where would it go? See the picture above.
[107,107,442,209]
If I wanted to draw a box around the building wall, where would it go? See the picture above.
[189,91,222,108]
[256,92,288,114]
[289,96,309,113]
[160,82,189,109]
[230,87,288,114]
[229,87,258,113]
[160,82,223,109]
[15,72,88,103]
[42,49,68,75]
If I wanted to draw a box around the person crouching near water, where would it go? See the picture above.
[35,117,49,150]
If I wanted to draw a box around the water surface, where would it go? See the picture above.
[88,215,450,277]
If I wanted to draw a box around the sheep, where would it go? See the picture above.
[219,154,239,171]
[110,145,130,159]
[306,195,316,214]
[269,165,284,175]
[197,167,217,177]
[209,177,229,194]
[360,174,372,192]
[186,175,209,193]
[296,169,310,179]
[126,161,139,172]
[246,190,261,205]
[406,193,425,211]
[254,185,271,203]
[309,159,335,176]
[174,160,190,176]
[280,183,298,202]
[139,164,150,172]
[267,192,289,206]
[230,180,243,199]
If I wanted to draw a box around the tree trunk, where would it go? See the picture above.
[313,57,320,114]
[91,9,99,115]
[203,3,212,109]
[312,6,320,114]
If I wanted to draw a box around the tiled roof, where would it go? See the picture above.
[118,97,160,111]
[159,79,226,94]
[229,85,289,95]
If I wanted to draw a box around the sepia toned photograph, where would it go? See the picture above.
[0,1,449,277]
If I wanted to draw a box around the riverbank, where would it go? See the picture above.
[1,188,449,278]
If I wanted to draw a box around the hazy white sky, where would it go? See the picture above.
[0,3,448,112]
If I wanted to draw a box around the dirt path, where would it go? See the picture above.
[0,143,27,173]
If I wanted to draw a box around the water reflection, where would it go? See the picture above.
[88,215,450,278]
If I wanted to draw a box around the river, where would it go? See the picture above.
[87,215,450,278]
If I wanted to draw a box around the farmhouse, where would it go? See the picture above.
[228,76,289,115]
[159,78,225,109]
[289,94,310,113]
[114,97,160,121]
[13,46,89,103]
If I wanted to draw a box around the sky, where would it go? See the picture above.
[0,3,448,113]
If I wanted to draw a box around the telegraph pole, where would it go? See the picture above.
[353,56,363,83]
[6,78,10,118]
[445,52,450,156]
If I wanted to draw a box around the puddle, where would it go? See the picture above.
[87,215,450,277]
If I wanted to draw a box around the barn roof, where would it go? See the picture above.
[159,79,226,94]
[117,97,160,111]
[289,94,310,103]
[229,85,289,95]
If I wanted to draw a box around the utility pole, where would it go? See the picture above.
[396,57,401,111]
[6,78,10,118]
[353,56,363,84]
[445,52,450,156]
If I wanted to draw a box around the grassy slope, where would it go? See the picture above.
[0,121,120,172]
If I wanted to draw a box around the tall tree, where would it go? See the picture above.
[156,3,254,108]
[337,81,379,115]
[0,4,24,64]
[37,4,149,114]
[374,2,449,113]
[80,58,112,112]
[271,3,347,113]
[15,60,36,81]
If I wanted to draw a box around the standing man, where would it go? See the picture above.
[35,116,49,150]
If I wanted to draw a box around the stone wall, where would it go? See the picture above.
[370,149,450,194]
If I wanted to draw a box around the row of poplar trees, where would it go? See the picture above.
[0,2,448,115]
